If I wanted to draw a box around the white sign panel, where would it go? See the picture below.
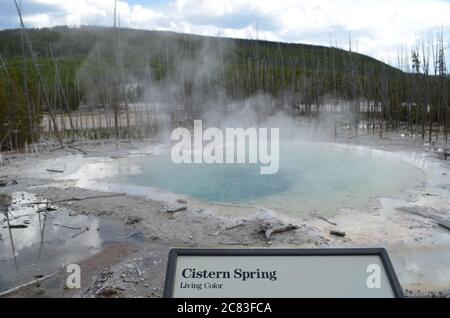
[164,249,403,298]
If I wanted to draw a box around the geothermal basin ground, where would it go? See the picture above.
[0,132,449,298]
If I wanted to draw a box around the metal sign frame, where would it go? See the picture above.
[163,248,404,298]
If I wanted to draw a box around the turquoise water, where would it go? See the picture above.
[113,142,424,213]
[121,155,294,202]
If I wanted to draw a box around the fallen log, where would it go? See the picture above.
[37,206,57,213]
[29,193,127,205]
[330,230,346,237]
[46,169,64,173]
[71,226,89,238]
[222,221,246,230]
[166,205,187,213]
[67,145,87,155]
[57,193,127,203]
[0,179,18,187]
[264,224,299,241]
[6,224,28,229]
[317,216,337,226]
[438,220,450,231]
[54,223,82,230]
[116,231,141,240]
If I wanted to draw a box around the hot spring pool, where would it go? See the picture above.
[106,142,425,214]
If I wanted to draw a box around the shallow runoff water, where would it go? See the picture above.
[109,141,425,215]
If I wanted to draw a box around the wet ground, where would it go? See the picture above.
[0,192,142,295]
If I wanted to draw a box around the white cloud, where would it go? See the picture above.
[23,13,53,26]
[18,0,450,63]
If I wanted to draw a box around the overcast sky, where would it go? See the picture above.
[1,0,449,63]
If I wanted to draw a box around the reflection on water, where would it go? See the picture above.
[0,192,127,293]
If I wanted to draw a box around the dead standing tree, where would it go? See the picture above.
[12,0,64,148]
[49,44,76,140]
[19,19,38,152]
[112,0,122,140]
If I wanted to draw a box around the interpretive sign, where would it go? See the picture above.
[163,248,403,298]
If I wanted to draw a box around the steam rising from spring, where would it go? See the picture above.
[72,29,368,142]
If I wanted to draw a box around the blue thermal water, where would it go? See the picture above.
[113,142,424,212]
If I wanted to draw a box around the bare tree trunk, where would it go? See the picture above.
[49,44,76,140]
[13,0,64,147]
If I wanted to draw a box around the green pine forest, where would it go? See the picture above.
[0,26,448,150]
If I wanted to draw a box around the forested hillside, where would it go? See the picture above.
[0,26,448,149]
